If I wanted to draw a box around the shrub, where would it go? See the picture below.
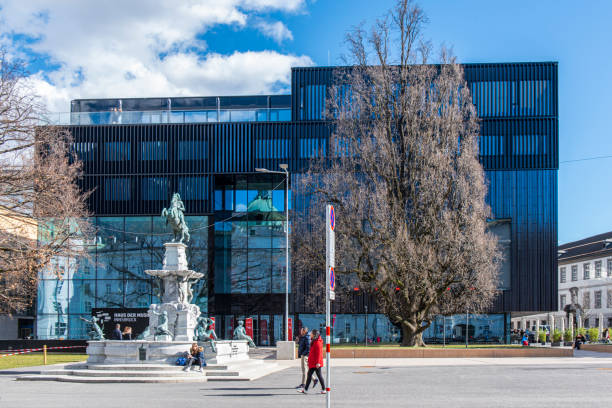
[552,329,562,343]
[538,330,546,343]
[563,329,573,342]
[577,327,587,337]
[587,328,599,342]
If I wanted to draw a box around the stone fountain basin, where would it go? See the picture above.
[87,340,250,365]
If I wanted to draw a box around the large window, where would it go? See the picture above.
[37,216,208,339]
[583,263,590,280]
[595,291,602,309]
[488,220,511,290]
[104,141,130,161]
[571,265,578,281]
[583,291,591,309]
[608,259,612,277]
[595,261,602,278]
[560,267,566,283]
[560,295,566,309]
[141,141,167,160]
[104,178,130,201]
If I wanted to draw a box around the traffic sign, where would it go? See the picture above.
[329,267,335,300]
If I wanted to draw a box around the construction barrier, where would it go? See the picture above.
[0,345,86,358]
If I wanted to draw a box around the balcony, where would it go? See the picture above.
[43,108,291,125]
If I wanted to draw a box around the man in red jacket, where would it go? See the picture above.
[297,329,326,394]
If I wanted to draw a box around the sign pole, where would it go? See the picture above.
[325,204,335,407]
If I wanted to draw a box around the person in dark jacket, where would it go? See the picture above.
[296,327,310,389]
[298,329,326,394]
[112,324,123,340]
[183,343,206,373]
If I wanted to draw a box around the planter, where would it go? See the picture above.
[551,341,561,347]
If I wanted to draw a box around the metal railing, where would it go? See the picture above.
[42,108,291,125]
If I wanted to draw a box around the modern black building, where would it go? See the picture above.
[36,62,558,344]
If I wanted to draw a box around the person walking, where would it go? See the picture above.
[297,329,326,394]
[112,323,123,340]
[296,327,310,389]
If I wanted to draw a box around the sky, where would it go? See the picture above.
[0,0,610,244]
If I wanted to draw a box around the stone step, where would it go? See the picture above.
[85,363,228,371]
[17,375,210,383]
[43,369,238,378]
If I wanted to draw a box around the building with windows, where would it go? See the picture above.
[511,232,612,334]
[32,62,559,344]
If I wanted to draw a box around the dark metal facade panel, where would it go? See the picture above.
[69,62,558,315]
[486,169,558,312]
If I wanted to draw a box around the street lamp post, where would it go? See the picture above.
[256,164,290,342]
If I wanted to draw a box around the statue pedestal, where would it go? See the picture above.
[147,302,200,342]
[86,340,250,365]
[144,243,203,341]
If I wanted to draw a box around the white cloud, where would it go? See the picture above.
[0,0,312,112]
[255,20,294,43]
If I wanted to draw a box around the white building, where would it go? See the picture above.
[511,232,612,333]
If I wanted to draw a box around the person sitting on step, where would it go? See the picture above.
[183,343,206,373]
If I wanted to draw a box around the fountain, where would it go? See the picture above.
[86,193,250,365]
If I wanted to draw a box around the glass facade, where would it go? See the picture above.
[36,216,208,339]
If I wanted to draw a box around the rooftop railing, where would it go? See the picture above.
[43,108,291,125]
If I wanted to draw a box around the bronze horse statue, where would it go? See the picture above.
[161,193,190,243]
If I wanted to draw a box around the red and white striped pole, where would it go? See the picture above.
[325,204,335,407]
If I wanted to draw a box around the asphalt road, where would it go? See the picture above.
[1,352,611,408]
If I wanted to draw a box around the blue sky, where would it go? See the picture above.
[1,0,610,244]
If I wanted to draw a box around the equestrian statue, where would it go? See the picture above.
[161,193,190,243]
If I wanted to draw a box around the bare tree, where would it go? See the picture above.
[0,49,92,314]
[294,0,501,346]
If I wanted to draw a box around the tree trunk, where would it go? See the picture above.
[400,320,426,347]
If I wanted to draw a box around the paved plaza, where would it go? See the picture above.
[1,351,611,408]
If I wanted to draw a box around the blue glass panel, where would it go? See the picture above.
[142,177,169,201]
[124,217,152,279]
[214,249,231,294]
[68,314,90,339]
[231,250,247,294]
[248,249,271,293]
[68,279,95,314]
[272,249,289,293]
[36,314,67,339]
[37,278,68,315]
[141,141,167,160]
[95,280,123,308]
[104,141,130,161]
[124,279,151,308]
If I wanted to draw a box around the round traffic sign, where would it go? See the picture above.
[329,267,335,291]
[330,206,335,231]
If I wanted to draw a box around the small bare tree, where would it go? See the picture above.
[294,0,501,346]
[0,49,92,315]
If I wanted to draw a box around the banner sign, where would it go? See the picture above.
[245,318,254,339]
[288,317,293,340]
[92,308,149,339]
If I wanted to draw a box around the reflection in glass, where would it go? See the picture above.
[96,280,123,308]
[248,249,271,293]
[272,250,289,293]
[97,217,124,280]
[68,314,90,339]
[68,279,95,314]
[124,279,151,307]
[231,250,248,294]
